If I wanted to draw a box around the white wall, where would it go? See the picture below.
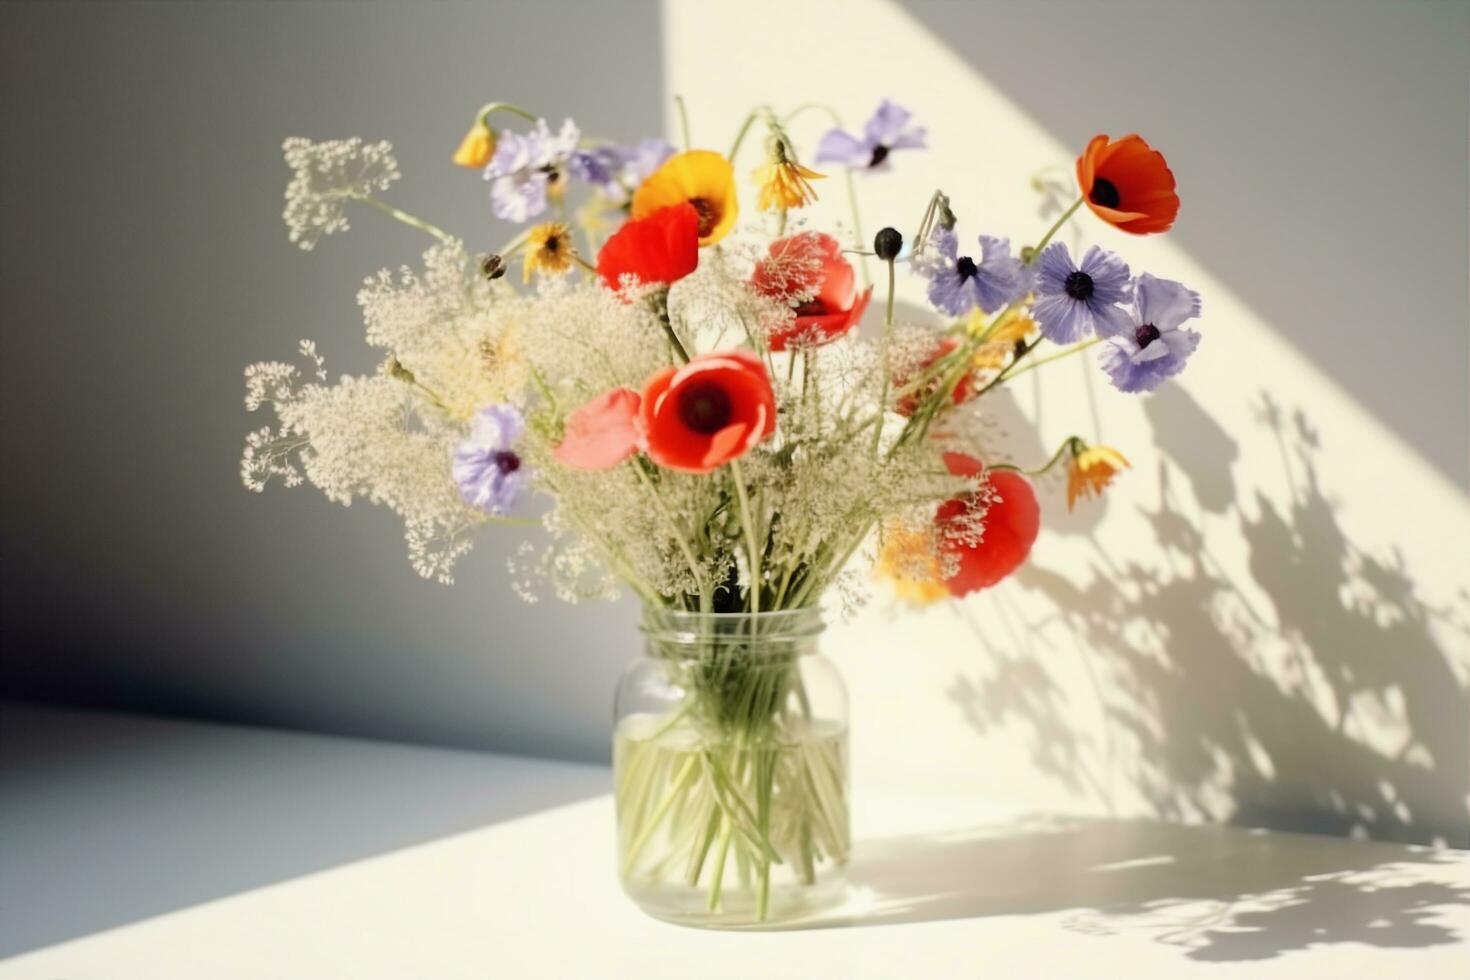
[2,0,1465,848]
[663,0,1470,846]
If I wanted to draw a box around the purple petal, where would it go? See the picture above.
[926,270,971,317]
[1077,245,1132,301]
[1035,243,1076,292]
[1090,299,1135,338]
[864,100,913,145]
[815,129,864,166]
[1034,293,1090,344]
[1135,273,1200,332]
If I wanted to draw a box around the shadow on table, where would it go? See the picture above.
[0,705,610,956]
[803,815,1469,961]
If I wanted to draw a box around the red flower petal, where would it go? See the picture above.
[937,459,1040,595]
[597,202,700,291]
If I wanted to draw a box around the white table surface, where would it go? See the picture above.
[2,704,1467,979]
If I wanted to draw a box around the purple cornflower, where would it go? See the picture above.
[1032,243,1133,344]
[452,405,527,515]
[1098,273,1202,393]
[569,138,673,206]
[914,227,1030,316]
[484,119,580,223]
[814,100,925,172]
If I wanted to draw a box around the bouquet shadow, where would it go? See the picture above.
[760,815,1468,963]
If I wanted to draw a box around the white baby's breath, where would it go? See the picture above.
[282,137,400,250]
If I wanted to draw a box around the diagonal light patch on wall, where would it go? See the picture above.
[662,0,1470,846]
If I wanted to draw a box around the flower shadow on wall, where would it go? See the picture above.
[928,389,1470,957]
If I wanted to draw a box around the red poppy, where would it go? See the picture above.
[1076,134,1179,235]
[937,454,1039,595]
[639,349,776,473]
[596,202,700,292]
[750,232,873,351]
[554,387,642,470]
[895,337,975,417]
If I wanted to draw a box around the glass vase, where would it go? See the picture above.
[613,606,850,927]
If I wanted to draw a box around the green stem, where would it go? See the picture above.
[358,195,455,244]
[674,95,692,151]
[1030,195,1084,260]
[989,436,1081,478]
[653,290,691,363]
[729,459,762,614]
[475,101,539,127]
[845,167,869,287]
[1002,337,1102,381]
[728,109,760,161]
[630,461,707,604]
[872,258,896,456]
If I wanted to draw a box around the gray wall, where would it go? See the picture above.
[0,0,660,762]
[2,1,1467,776]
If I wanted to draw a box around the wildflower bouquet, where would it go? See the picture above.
[243,99,1199,924]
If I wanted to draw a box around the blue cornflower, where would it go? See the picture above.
[484,119,580,223]
[1032,243,1133,344]
[914,227,1030,317]
[452,405,527,515]
[569,138,673,206]
[814,100,925,172]
[1098,273,1202,393]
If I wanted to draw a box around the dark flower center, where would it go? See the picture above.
[1064,270,1095,301]
[955,256,978,281]
[688,198,717,237]
[677,381,733,434]
[542,234,561,254]
[1135,323,1161,348]
[868,144,890,168]
[539,164,562,185]
[492,450,521,474]
[1089,177,1120,209]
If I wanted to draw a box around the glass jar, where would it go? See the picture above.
[613,606,849,927]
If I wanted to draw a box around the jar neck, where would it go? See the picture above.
[640,605,824,662]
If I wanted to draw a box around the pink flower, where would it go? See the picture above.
[553,387,642,470]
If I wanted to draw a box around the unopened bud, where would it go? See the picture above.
[873,227,903,261]
[479,253,506,280]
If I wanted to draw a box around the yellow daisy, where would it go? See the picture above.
[1067,444,1130,511]
[522,222,576,283]
[632,149,738,246]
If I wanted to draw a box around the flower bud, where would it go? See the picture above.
[874,227,903,261]
[479,253,506,280]
[452,118,495,169]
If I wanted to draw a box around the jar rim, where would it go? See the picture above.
[639,605,825,648]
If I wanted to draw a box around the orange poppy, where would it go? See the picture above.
[750,232,873,351]
[1076,134,1179,235]
[639,349,776,473]
[936,454,1040,596]
[596,203,700,292]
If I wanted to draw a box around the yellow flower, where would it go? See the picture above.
[452,117,495,169]
[1067,444,1130,511]
[875,525,950,606]
[632,149,738,246]
[752,140,824,212]
[522,222,576,283]
[971,309,1037,369]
